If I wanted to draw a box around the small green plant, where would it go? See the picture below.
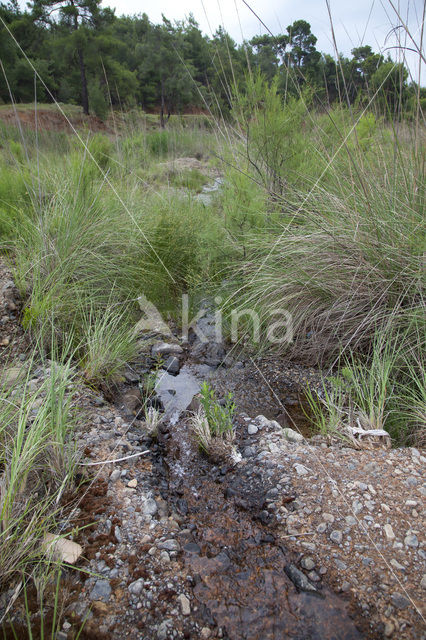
[199,381,235,439]
[304,382,347,439]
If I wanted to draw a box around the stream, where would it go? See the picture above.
[114,309,365,639]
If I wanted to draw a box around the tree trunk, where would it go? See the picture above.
[78,46,89,115]
[160,77,165,128]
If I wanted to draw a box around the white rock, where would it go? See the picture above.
[43,534,82,564]
[247,424,258,435]
[282,428,305,443]
[384,524,395,540]
[178,593,191,616]
[294,463,309,476]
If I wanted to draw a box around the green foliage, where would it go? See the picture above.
[146,130,169,156]
[199,381,235,439]
[89,84,109,121]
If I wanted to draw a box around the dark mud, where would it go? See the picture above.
[156,404,364,640]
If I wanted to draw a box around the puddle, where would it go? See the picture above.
[196,177,224,206]
[155,364,214,423]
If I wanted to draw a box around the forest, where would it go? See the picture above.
[0,0,422,121]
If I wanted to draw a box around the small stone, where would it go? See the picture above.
[128,578,145,596]
[384,524,395,540]
[163,356,180,375]
[294,463,309,476]
[127,478,137,488]
[390,592,410,610]
[420,575,426,590]
[330,530,343,544]
[390,559,405,571]
[404,533,418,548]
[143,498,158,516]
[340,581,351,592]
[200,629,212,639]
[316,523,327,534]
[345,516,357,526]
[247,424,258,435]
[158,539,180,552]
[156,619,172,640]
[152,342,183,357]
[307,570,320,582]
[160,551,170,563]
[322,513,335,523]
[301,556,315,571]
[282,428,305,444]
[178,593,191,615]
[89,580,111,602]
[384,622,395,637]
[110,470,121,485]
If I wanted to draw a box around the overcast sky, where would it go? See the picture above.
[102,0,425,84]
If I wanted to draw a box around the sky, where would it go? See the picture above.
[101,0,425,84]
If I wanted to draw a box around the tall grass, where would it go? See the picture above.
[0,355,78,589]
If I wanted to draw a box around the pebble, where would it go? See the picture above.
[144,498,158,516]
[294,464,309,476]
[384,621,395,637]
[89,580,111,602]
[128,579,145,596]
[330,530,343,544]
[127,478,137,488]
[158,539,180,552]
[178,593,191,615]
[404,533,418,548]
[301,556,315,571]
[200,629,212,639]
[420,575,426,589]
[384,524,395,540]
[156,619,172,640]
[390,592,410,610]
[247,424,258,435]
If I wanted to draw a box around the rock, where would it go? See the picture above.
[330,530,343,544]
[158,539,180,552]
[294,464,309,476]
[89,580,111,602]
[143,498,158,516]
[384,621,395,637]
[127,478,137,488]
[128,578,145,596]
[43,534,82,564]
[390,592,410,610]
[284,564,318,593]
[121,389,143,415]
[156,619,173,640]
[282,428,304,444]
[200,629,212,639]
[420,575,426,589]
[322,513,335,523]
[183,542,201,555]
[109,469,121,483]
[247,423,258,435]
[162,356,180,375]
[404,533,418,548]
[384,524,395,540]
[178,593,191,616]
[301,556,315,571]
[191,341,226,367]
[159,551,170,563]
[152,342,183,357]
